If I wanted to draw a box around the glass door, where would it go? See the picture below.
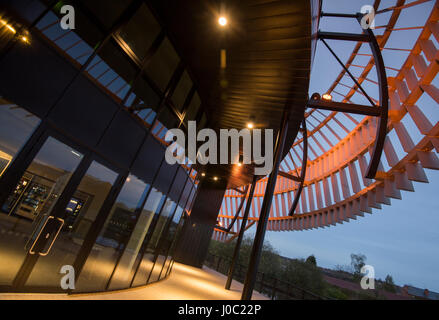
[0,133,121,292]
[0,136,85,289]
[24,160,119,289]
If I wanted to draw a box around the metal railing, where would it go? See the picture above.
[204,253,329,300]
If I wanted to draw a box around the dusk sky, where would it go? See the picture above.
[249,0,439,292]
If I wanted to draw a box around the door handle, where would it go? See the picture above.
[28,215,53,255]
[39,217,64,256]
[28,216,64,256]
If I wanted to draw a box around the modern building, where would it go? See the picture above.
[0,0,438,299]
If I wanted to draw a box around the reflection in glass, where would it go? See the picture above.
[150,205,183,282]
[76,175,151,292]
[0,101,40,178]
[0,136,82,285]
[184,92,201,123]
[130,189,167,287]
[172,71,193,112]
[140,198,176,284]
[26,161,118,287]
[164,209,188,277]
[145,38,180,91]
[118,3,161,62]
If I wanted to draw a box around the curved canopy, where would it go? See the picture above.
[214,0,439,241]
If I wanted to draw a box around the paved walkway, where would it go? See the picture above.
[0,263,269,300]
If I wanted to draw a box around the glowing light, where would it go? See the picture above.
[247,123,254,129]
[6,24,16,34]
[218,17,228,27]
[322,94,333,101]
[201,173,206,177]
[237,162,242,167]
[213,176,218,181]
[21,36,29,44]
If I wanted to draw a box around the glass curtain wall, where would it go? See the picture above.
[0,1,201,292]
[75,174,149,292]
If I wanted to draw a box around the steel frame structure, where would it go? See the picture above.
[213,0,439,299]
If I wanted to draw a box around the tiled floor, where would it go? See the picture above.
[0,263,269,300]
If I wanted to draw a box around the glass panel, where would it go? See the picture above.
[76,176,155,293]
[171,71,193,112]
[0,137,83,285]
[86,40,137,99]
[128,76,160,123]
[184,92,201,123]
[165,210,188,274]
[155,107,179,138]
[0,101,40,178]
[25,161,118,287]
[153,205,183,281]
[107,178,156,290]
[79,0,131,30]
[161,256,172,280]
[145,38,180,91]
[118,3,161,62]
[130,188,166,287]
[35,7,103,66]
[143,198,176,284]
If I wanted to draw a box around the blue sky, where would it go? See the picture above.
[250,0,439,292]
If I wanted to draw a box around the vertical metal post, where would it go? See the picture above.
[241,106,291,300]
[225,175,258,290]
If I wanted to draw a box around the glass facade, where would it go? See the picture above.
[0,1,199,293]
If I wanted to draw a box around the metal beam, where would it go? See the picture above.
[241,106,290,300]
[225,175,258,290]
[289,119,308,216]
[361,16,389,179]
[308,99,381,116]
[321,12,359,18]
[232,187,246,195]
[215,185,249,233]
[318,31,372,42]
[278,171,302,182]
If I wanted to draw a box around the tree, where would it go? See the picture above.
[306,255,317,266]
[382,275,397,293]
[281,258,326,296]
[350,253,366,280]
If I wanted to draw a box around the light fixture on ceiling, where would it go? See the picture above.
[213,176,219,181]
[247,122,254,129]
[218,16,228,27]
[201,173,206,177]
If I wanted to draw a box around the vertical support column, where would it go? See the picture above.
[225,175,258,290]
[173,170,227,268]
[241,106,291,300]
